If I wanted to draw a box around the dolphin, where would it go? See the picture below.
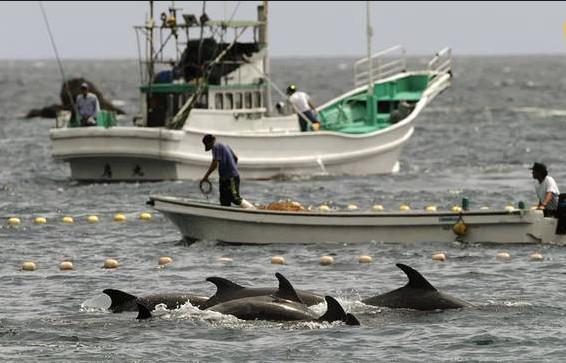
[199,274,324,309]
[362,263,472,310]
[137,273,359,325]
[103,289,209,313]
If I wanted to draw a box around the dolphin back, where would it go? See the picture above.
[362,263,470,310]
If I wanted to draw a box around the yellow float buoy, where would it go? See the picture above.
[139,212,152,221]
[103,258,119,269]
[34,217,47,224]
[432,252,447,261]
[158,256,173,266]
[59,261,74,271]
[8,217,21,226]
[496,251,511,261]
[87,215,99,223]
[21,261,37,271]
[358,255,372,263]
[425,205,437,212]
[217,257,234,263]
[480,206,490,210]
[399,204,411,211]
[61,216,74,224]
[451,206,462,213]
[504,205,515,211]
[319,205,330,212]
[271,256,286,265]
[114,213,126,222]
[372,204,384,212]
[452,218,468,236]
[346,204,358,211]
[529,252,544,262]
[319,255,334,266]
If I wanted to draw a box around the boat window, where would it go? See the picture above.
[225,93,234,110]
[198,94,208,108]
[253,91,262,108]
[235,93,243,109]
[244,92,252,109]
[215,93,223,110]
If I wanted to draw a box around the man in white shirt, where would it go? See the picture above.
[531,162,560,217]
[286,84,320,132]
[76,82,100,126]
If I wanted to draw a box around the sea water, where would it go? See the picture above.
[1,56,566,361]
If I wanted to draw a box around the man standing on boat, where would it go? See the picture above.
[286,84,321,132]
[200,134,254,209]
[531,162,560,217]
[75,82,100,127]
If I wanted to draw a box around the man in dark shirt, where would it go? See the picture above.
[200,134,253,208]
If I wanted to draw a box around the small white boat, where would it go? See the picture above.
[49,3,452,181]
[148,195,566,245]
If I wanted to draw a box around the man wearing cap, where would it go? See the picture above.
[286,84,321,132]
[200,134,254,208]
[531,162,560,217]
[75,82,100,126]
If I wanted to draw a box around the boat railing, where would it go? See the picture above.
[427,47,452,80]
[354,45,406,88]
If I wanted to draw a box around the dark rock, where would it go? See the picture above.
[25,104,65,118]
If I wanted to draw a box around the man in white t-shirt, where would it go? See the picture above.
[76,82,100,127]
[531,162,560,217]
[286,84,321,132]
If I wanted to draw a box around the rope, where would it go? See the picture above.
[38,1,75,115]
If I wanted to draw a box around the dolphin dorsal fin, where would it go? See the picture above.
[136,303,152,320]
[274,272,304,304]
[103,289,138,311]
[396,263,437,291]
[206,277,245,295]
[318,296,360,326]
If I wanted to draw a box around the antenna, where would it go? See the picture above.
[38,1,75,114]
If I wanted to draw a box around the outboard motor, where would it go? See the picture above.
[555,193,566,234]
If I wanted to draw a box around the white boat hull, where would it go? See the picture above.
[149,195,566,245]
[52,124,409,180]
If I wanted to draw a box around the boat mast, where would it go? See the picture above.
[365,1,377,125]
[148,1,155,84]
[366,1,373,94]
[259,1,272,115]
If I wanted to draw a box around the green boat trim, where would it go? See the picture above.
[318,74,429,134]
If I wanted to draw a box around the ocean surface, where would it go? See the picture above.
[2,56,566,362]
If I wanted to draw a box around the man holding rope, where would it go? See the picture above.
[287,84,321,132]
[200,134,254,208]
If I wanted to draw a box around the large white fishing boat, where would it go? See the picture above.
[49,2,452,181]
[148,195,566,245]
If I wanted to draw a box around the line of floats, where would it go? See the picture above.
[18,250,546,273]
[3,212,155,225]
